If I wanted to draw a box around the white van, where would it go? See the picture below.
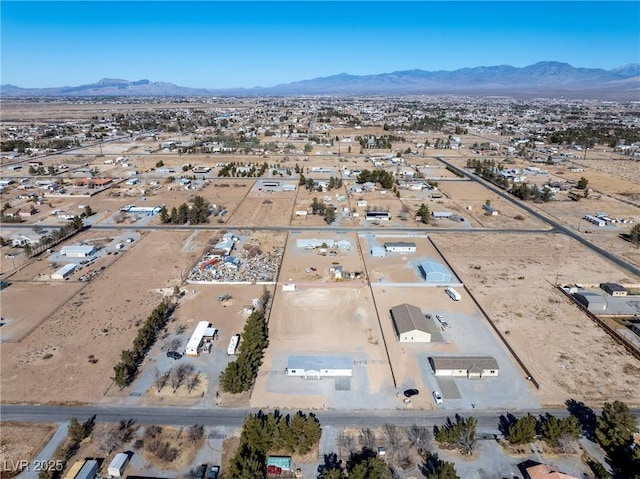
[445,287,461,301]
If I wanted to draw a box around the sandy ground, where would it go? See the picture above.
[433,232,640,407]
[0,423,56,479]
[252,285,393,410]
[0,230,205,404]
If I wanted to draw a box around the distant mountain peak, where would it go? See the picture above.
[1,62,638,100]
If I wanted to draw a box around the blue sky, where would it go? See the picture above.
[1,1,639,88]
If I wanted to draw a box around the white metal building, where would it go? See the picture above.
[60,245,97,258]
[285,355,352,379]
[296,238,335,249]
[431,211,453,219]
[384,241,416,253]
[51,263,77,280]
[185,321,212,356]
[418,261,452,283]
[370,246,386,258]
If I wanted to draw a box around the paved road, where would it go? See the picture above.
[6,222,554,235]
[2,404,638,430]
[436,157,640,278]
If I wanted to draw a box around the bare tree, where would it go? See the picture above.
[383,423,404,461]
[359,427,376,451]
[187,424,205,443]
[556,432,578,454]
[406,424,430,454]
[98,426,122,455]
[97,419,137,454]
[169,337,182,351]
[170,364,195,392]
[337,430,356,457]
[186,372,201,393]
[154,367,170,392]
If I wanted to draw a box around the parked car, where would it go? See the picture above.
[166,351,182,360]
[435,315,449,328]
[207,465,220,479]
[196,464,207,479]
[403,388,419,398]
[432,390,443,404]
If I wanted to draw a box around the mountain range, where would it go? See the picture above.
[2,62,639,100]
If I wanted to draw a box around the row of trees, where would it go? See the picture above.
[219,289,270,393]
[159,196,211,225]
[22,216,85,257]
[227,410,322,478]
[38,417,95,479]
[503,413,581,450]
[356,169,394,189]
[112,298,175,388]
[509,183,553,202]
[219,161,269,177]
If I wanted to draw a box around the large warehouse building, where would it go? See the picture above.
[390,303,437,342]
[418,260,452,283]
[60,244,97,258]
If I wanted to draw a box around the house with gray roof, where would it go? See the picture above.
[429,356,499,378]
[390,304,436,342]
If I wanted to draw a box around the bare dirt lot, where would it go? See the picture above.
[252,286,395,410]
[0,230,205,404]
[0,423,56,479]
[433,232,640,407]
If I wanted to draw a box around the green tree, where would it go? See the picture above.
[159,205,169,224]
[417,204,430,224]
[304,143,313,153]
[434,415,477,455]
[577,177,589,190]
[324,206,336,225]
[595,401,638,450]
[507,414,538,445]
[422,452,460,479]
[83,205,93,217]
[629,224,640,246]
[348,457,391,479]
[177,203,189,224]
[156,160,164,168]
[540,414,581,446]
[299,173,306,186]
[71,215,84,231]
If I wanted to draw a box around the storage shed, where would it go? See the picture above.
[52,263,77,280]
[63,461,86,479]
[107,453,130,478]
[573,291,607,312]
[390,304,434,342]
[370,246,386,258]
[429,356,499,378]
[600,283,627,297]
[285,355,352,379]
[74,460,98,479]
[418,261,452,283]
